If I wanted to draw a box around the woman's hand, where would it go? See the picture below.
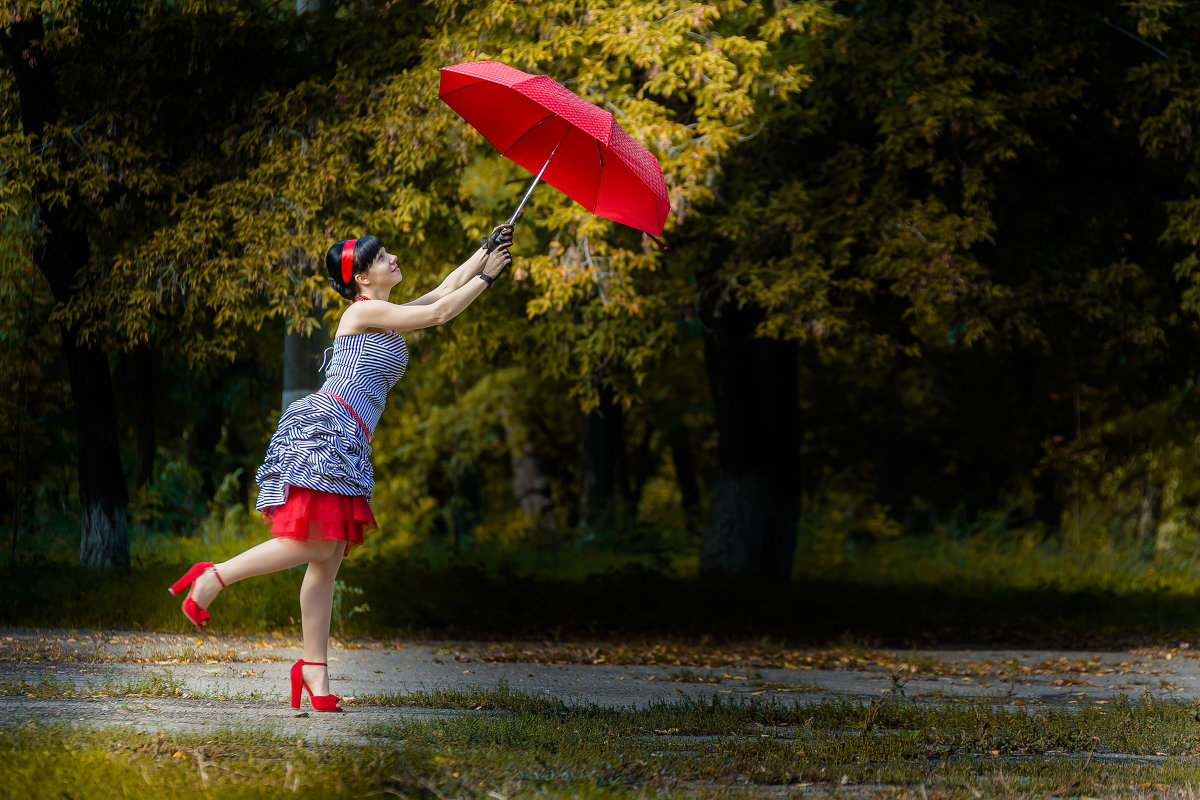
[480,244,512,280]
[482,212,522,251]
[483,223,515,253]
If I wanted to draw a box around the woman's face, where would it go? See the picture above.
[357,246,402,293]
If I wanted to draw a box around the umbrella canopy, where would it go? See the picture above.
[439,60,670,238]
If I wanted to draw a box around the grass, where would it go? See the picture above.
[669,669,725,684]
[7,690,1200,798]
[0,670,272,703]
[136,646,286,664]
[8,552,1200,647]
[0,670,187,699]
[9,520,1200,646]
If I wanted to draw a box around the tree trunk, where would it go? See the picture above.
[512,444,555,540]
[283,326,330,409]
[66,335,130,568]
[2,11,130,568]
[666,425,702,530]
[193,394,224,498]
[133,345,157,489]
[283,0,328,411]
[1136,472,1160,549]
[579,382,629,527]
[699,299,800,579]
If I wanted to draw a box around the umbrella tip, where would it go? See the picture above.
[647,233,670,251]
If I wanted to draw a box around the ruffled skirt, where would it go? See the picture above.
[254,392,375,510]
[262,485,377,556]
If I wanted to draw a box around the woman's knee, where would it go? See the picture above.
[310,540,340,562]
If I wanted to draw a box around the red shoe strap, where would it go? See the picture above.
[209,567,227,588]
[298,660,327,667]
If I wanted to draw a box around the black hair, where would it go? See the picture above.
[325,235,384,301]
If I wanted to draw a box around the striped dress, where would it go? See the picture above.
[254,332,409,512]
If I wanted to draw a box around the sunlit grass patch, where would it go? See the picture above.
[135,646,284,664]
[0,670,187,699]
[360,680,574,715]
[0,674,80,699]
[669,669,724,684]
[8,692,1200,798]
[746,679,824,694]
[358,691,1200,795]
[438,638,935,670]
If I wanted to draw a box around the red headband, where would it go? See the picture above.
[340,239,358,284]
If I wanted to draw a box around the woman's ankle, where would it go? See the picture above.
[193,569,224,607]
[301,663,330,695]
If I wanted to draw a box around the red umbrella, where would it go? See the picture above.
[438,60,670,240]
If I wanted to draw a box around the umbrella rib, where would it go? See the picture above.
[656,175,664,236]
[502,113,558,157]
[437,82,483,105]
[591,140,604,213]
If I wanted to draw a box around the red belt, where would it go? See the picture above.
[316,391,372,442]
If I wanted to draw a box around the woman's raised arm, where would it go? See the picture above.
[404,224,514,306]
[404,247,488,306]
[346,246,512,333]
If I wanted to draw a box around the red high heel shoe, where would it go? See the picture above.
[167,562,225,631]
[290,659,343,712]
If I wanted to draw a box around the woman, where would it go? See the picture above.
[167,226,514,712]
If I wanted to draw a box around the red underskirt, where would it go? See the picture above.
[261,485,377,556]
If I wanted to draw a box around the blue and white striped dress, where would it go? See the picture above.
[254,332,409,512]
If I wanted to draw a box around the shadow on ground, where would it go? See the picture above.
[1,563,1195,649]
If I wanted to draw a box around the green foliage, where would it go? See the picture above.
[11,0,1200,567]
[10,524,1200,644]
[330,579,369,637]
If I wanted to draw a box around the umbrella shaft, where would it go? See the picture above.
[508,167,544,224]
[508,128,569,224]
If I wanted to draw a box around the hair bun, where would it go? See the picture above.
[324,236,382,301]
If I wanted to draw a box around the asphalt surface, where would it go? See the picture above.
[1,628,1196,742]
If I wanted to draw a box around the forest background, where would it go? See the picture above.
[4,0,1200,642]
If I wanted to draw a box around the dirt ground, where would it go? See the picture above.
[2,627,1197,742]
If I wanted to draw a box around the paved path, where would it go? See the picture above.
[1,628,1196,742]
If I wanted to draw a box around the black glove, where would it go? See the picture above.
[479,244,513,280]
[481,212,523,252]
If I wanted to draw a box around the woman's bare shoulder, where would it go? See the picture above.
[335,300,393,336]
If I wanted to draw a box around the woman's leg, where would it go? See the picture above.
[190,535,339,608]
[298,534,346,696]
